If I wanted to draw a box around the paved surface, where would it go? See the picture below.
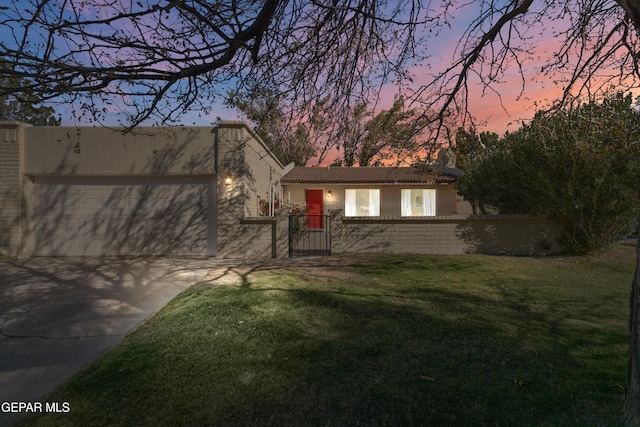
[0,256,219,426]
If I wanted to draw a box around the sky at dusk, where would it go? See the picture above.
[20,2,556,137]
[64,72,551,136]
[174,10,621,139]
[8,0,634,142]
[169,26,565,137]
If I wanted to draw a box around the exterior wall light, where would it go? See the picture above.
[224,175,232,185]
[327,190,332,197]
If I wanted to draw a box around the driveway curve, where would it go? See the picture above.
[0,256,218,426]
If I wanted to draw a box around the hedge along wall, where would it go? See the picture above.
[329,210,564,255]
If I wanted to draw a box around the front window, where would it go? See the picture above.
[401,189,436,216]
[345,189,380,216]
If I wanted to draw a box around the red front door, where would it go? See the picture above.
[305,189,324,229]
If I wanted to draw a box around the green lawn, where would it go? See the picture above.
[15,245,636,426]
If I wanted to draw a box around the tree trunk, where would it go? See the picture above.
[615,0,640,32]
[622,210,640,426]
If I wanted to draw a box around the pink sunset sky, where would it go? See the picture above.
[44,0,638,162]
[195,21,630,139]
[104,56,566,135]
[45,2,573,133]
[161,46,580,138]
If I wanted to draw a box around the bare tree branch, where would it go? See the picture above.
[1,0,426,127]
[2,1,640,134]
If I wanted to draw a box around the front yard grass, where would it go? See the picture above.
[16,245,635,426]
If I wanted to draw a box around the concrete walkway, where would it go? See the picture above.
[0,256,219,426]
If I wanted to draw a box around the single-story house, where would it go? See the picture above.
[280,162,473,219]
[279,162,562,255]
[0,120,562,258]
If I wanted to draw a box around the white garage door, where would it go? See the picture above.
[31,176,216,256]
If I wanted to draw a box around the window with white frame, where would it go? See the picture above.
[345,189,380,216]
[401,189,436,216]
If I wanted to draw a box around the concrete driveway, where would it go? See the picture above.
[0,256,218,426]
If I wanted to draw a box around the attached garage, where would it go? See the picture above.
[30,176,216,256]
[1,121,286,258]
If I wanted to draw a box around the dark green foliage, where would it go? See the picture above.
[0,62,60,126]
[453,127,500,214]
[335,98,421,166]
[226,86,317,166]
[456,92,640,254]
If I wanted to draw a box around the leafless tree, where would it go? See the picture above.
[0,1,427,127]
[3,1,640,423]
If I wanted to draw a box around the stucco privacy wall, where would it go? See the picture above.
[23,126,217,175]
[329,211,563,255]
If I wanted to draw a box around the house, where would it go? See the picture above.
[280,153,562,256]
[280,161,473,219]
[0,121,562,258]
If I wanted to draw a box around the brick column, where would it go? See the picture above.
[214,124,246,257]
[275,209,290,258]
[329,209,344,254]
[0,122,28,257]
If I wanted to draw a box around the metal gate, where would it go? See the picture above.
[289,214,331,257]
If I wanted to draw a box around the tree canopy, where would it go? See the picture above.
[0,0,423,128]
[0,63,60,125]
[456,92,640,254]
[226,86,318,166]
[451,127,499,215]
[333,98,423,166]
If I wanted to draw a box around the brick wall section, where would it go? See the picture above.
[275,209,290,258]
[330,210,564,255]
[214,122,285,258]
[0,122,25,256]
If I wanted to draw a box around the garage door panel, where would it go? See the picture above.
[32,177,214,256]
